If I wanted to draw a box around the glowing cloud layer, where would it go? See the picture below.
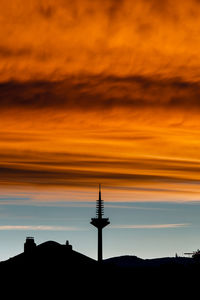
[0,0,200,201]
[1,0,200,81]
[0,225,82,231]
[110,223,191,229]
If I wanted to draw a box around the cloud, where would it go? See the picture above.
[0,0,200,202]
[0,46,31,58]
[110,223,191,229]
[0,225,83,231]
[0,137,200,193]
[1,76,200,111]
[1,0,200,82]
[104,204,166,210]
[0,160,199,188]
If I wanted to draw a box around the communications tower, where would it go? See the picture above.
[90,184,110,262]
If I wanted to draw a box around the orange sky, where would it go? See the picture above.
[1,0,200,201]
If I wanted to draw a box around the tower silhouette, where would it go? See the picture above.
[90,184,110,262]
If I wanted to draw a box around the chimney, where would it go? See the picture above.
[24,237,36,253]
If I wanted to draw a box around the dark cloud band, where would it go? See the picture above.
[0,75,200,110]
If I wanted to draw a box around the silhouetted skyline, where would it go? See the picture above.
[0,184,200,300]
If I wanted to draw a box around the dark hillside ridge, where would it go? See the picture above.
[104,254,193,268]
[2,240,95,267]
[0,240,97,279]
[0,240,199,296]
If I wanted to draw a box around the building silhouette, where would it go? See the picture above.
[90,184,110,262]
[24,237,73,253]
[24,237,36,253]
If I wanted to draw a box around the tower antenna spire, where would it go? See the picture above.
[99,183,101,200]
[90,184,110,262]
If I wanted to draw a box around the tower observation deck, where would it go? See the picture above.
[90,184,110,262]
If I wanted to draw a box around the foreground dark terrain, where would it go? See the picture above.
[0,240,199,296]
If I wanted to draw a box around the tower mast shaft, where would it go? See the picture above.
[98,227,102,262]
